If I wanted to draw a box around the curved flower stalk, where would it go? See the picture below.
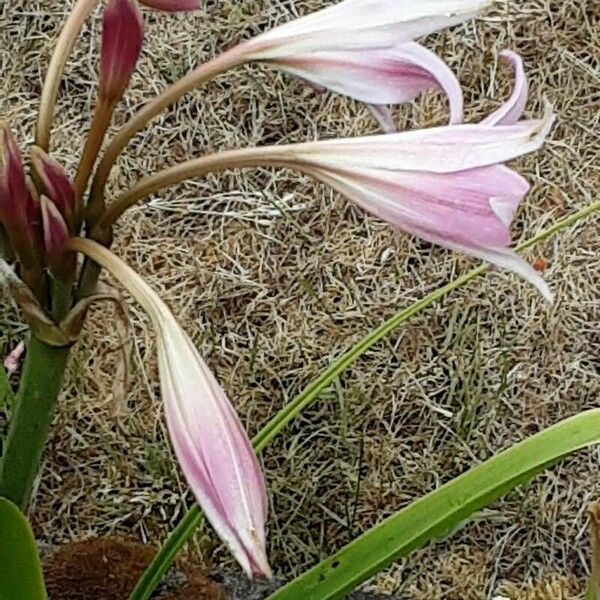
[104,52,554,302]
[87,0,490,215]
[67,238,271,579]
[36,0,201,151]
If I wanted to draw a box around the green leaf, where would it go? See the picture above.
[0,498,47,600]
[267,409,600,600]
[0,366,12,408]
[128,201,600,600]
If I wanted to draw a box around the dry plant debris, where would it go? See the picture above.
[0,0,598,598]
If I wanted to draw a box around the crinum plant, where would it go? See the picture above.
[4,0,586,596]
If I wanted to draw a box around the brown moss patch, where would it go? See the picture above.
[43,538,225,600]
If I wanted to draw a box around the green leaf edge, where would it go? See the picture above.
[0,365,13,408]
[268,409,600,599]
[128,201,600,600]
[0,498,47,600]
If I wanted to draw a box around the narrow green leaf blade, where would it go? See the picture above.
[0,498,47,600]
[268,409,600,600]
[0,366,12,408]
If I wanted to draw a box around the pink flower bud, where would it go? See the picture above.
[139,0,201,10]
[31,147,75,228]
[4,341,25,376]
[0,125,30,228]
[100,0,144,103]
[40,196,69,267]
[0,125,41,267]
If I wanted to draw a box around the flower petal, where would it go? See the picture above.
[274,42,463,124]
[66,238,271,579]
[482,50,529,126]
[250,0,491,57]
[289,103,554,173]
[305,165,551,301]
[309,164,528,249]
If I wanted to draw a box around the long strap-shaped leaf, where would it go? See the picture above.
[268,409,600,600]
[0,498,47,600]
[128,201,600,600]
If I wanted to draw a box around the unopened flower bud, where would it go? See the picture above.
[40,196,70,276]
[31,147,76,228]
[0,124,42,269]
[100,0,144,103]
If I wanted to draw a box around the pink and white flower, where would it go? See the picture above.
[254,51,553,300]
[242,0,492,123]
[67,238,271,579]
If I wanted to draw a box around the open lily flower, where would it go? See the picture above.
[241,0,492,123]
[67,238,271,578]
[244,52,553,301]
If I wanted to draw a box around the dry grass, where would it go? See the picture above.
[1,0,599,598]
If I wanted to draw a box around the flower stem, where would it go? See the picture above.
[0,335,70,510]
[36,0,102,152]
[74,99,115,204]
[85,45,247,226]
[96,146,285,231]
[590,502,600,600]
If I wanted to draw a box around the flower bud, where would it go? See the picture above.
[31,148,76,228]
[0,124,41,269]
[100,0,144,103]
[40,196,70,275]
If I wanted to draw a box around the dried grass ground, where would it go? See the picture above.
[1,1,599,598]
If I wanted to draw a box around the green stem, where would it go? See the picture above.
[0,335,70,510]
[128,200,599,600]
